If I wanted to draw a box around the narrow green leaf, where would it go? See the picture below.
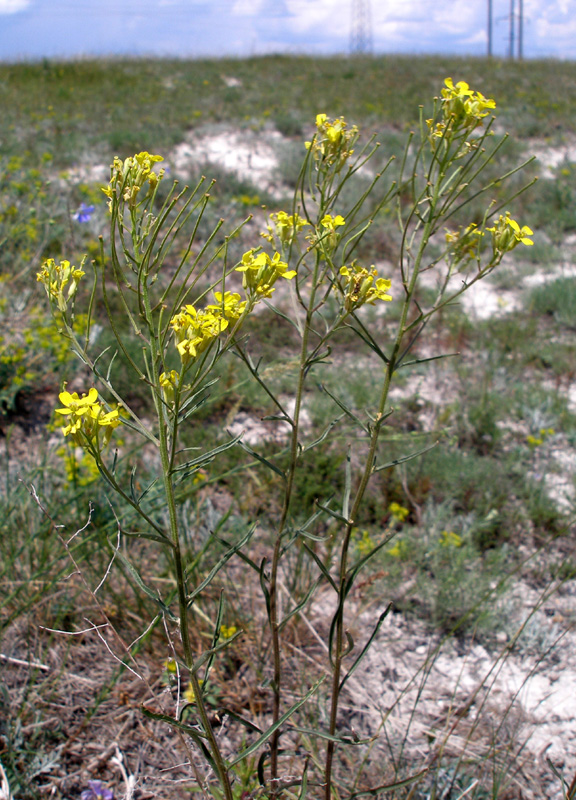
[187,524,256,605]
[140,706,215,770]
[342,447,352,522]
[320,384,369,434]
[228,677,325,767]
[398,352,459,369]
[114,550,176,620]
[235,438,286,480]
[172,433,244,475]
[339,604,393,692]
[302,414,345,452]
[303,543,337,592]
[348,769,428,797]
[316,500,351,525]
[289,726,370,746]
[278,576,322,632]
[373,440,438,473]
[259,557,271,618]
[221,709,263,736]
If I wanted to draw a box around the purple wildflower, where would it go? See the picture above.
[81,780,114,800]
[73,203,95,223]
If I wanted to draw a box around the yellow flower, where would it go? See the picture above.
[37,258,86,312]
[163,658,178,674]
[184,679,203,704]
[439,530,463,547]
[159,369,179,404]
[205,291,247,321]
[235,249,296,302]
[387,539,409,559]
[440,78,496,131]
[170,304,229,365]
[219,624,238,639]
[355,529,374,556]
[487,213,534,254]
[54,385,121,442]
[103,151,165,210]
[305,113,358,172]
[389,502,409,523]
[261,210,309,247]
[339,263,392,310]
[320,214,345,231]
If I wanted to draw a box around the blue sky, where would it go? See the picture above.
[0,0,574,61]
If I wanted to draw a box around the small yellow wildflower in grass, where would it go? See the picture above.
[387,539,409,559]
[389,502,409,523]
[37,258,85,312]
[184,679,203,704]
[355,529,374,556]
[57,447,100,487]
[439,530,463,547]
[526,434,543,447]
[487,212,534,254]
[163,658,178,675]
[235,249,296,302]
[339,264,392,311]
[219,624,238,640]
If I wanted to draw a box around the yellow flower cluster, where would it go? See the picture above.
[235,249,296,301]
[339,263,392,311]
[261,210,309,247]
[389,502,409,523]
[487,212,534,253]
[445,213,533,263]
[37,258,85,312]
[439,530,463,547]
[305,113,358,172]
[54,386,121,445]
[102,151,165,210]
[428,78,496,139]
[170,291,246,365]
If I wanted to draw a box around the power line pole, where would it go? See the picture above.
[487,0,493,57]
[518,0,524,59]
[350,0,373,55]
[508,0,516,59]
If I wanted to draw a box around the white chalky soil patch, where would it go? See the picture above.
[171,127,290,198]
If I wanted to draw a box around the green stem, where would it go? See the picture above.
[268,253,322,791]
[323,177,442,799]
[139,248,234,800]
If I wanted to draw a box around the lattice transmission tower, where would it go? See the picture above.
[350,0,373,54]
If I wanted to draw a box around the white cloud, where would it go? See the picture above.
[232,0,268,16]
[0,0,31,13]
